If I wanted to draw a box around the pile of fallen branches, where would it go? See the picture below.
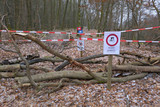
[0,15,160,92]
[0,32,160,92]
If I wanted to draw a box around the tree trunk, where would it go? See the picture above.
[26,0,32,30]
[15,70,148,84]
[56,0,62,28]
[103,0,111,31]
[98,1,104,33]
[61,0,69,29]
[111,65,160,73]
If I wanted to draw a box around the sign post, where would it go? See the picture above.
[103,32,121,90]
[77,39,84,52]
[77,27,83,57]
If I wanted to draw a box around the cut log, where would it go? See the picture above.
[0,64,51,72]
[111,65,160,73]
[0,71,35,78]
[0,64,20,71]
[15,71,96,84]
[15,70,148,84]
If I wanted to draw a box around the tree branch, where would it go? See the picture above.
[14,33,104,81]
[0,15,37,87]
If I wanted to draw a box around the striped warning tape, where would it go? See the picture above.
[121,26,160,32]
[0,26,160,35]
[0,30,101,35]
[0,38,160,43]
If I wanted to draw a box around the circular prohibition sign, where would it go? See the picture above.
[106,34,119,46]
[79,42,83,46]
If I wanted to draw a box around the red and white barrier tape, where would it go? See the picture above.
[0,30,102,35]
[82,38,160,43]
[0,26,160,35]
[0,38,160,43]
[121,26,160,32]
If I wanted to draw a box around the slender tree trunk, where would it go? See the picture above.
[61,0,69,30]
[56,0,62,28]
[103,0,111,31]
[26,0,32,30]
[77,0,81,27]
[14,0,20,29]
[120,1,124,30]
[108,1,114,31]
[98,1,104,33]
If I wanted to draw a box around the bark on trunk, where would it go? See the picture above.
[15,70,148,84]
[111,65,160,73]
[0,64,20,71]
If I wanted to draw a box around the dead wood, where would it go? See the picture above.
[111,65,160,73]
[116,54,151,65]
[15,70,148,84]
[120,51,147,58]
[130,57,160,66]
[14,33,104,81]
[0,71,35,78]
[1,54,40,65]
[15,70,96,84]
[55,54,109,71]
[1,15,37,87]
[0,64,51,72]
[0,64,20,71]
[20,56,107,65]
[55,51,149,71]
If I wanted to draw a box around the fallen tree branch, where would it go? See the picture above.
[0,71,36,78]
[14,33,104,81]
[130,57,160,66]
[46,78,70,93]
[116,55,151,65]
[1,15,37,87]
[120,51,147,58]
[20,56,107,65]
[0,64,51,72]
[55,54,108,71]
[55,52,149,71]
[111,65,160,73]
[15,70,148,84]
[0,64,20,71]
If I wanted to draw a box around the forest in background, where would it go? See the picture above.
[0,0,160,40]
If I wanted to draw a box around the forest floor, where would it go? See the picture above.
[0,34,160,107]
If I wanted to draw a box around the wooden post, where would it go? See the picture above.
[107,55,113,90]
[80,51,83,57]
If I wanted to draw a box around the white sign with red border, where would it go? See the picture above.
[77,40,84,51]
[103,32,121,55]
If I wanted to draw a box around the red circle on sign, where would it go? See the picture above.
[106,34,119,46]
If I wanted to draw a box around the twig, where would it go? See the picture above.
[48,78,69,93]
